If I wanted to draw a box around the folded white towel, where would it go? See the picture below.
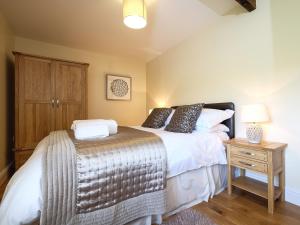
[74,123,109,140]
[71,119,118,135]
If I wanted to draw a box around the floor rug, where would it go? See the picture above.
[162,208,217,225]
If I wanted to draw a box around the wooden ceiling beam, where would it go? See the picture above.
[235,0,256,12]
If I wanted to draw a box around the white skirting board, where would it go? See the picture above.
[246,171,300,206]
[0,163,12,187]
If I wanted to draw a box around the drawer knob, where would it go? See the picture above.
[238,161,256,167]
[240,151,255,156]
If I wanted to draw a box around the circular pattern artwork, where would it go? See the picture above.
[110,79,129,97]
[106,75,131,100]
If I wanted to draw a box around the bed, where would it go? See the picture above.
[0,102,235,225]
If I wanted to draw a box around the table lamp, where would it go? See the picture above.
[241,104,269,144]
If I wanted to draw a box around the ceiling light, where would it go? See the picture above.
[123,0,147,29]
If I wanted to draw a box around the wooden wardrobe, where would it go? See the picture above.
[13,52,89,169]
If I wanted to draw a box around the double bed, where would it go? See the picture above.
[0,102,235,225]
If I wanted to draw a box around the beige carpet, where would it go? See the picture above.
[162,208,217,225]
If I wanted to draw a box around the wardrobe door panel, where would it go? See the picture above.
[55,61,87,130]
[23,58,52,101]
[56,63,83,102]
[23,103,53,148]
[17,56,55,149]
[55,104,82,130]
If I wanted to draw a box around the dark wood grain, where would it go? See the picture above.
[0,178,9,202]
[14,149,34,170]
[235,0,256,12]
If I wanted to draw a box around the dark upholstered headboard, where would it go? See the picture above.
[171,102,235,139]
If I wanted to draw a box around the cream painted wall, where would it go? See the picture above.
[147,0,300,204]
[0,13,14,172]
[14,37,147,126]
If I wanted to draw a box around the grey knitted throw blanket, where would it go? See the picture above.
[41,127,167,225]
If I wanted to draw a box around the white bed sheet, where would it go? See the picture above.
[133,126,228,178]
[0,128,228,225]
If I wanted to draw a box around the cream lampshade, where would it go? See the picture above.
[123,0,147,29]
[241,104,269,144]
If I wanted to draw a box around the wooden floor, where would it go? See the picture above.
[1,177,300,225]
[193,190,300,225]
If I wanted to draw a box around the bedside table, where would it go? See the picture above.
[225,138,287,214]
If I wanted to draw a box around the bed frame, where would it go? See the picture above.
[172,102,235,139]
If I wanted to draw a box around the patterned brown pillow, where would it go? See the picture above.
[165,104,204,133]
[142,108,172,128]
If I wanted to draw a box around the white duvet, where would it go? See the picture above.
[134,126,228,178]
[0,127,228,225]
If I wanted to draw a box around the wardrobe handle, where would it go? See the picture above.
[56,99,60,108]
[51,99,55,108]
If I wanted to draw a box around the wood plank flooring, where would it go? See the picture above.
[1,176,300,225]
[193,190,300,225]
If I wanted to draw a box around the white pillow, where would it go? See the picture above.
[195,124,230,133]
[196,108,234,129]
[210,124,230,132]
[164,109,175,126]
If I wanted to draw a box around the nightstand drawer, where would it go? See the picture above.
[231,146,267,162]
[231,156,267,173]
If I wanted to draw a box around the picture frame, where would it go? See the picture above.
[106,74,132,101]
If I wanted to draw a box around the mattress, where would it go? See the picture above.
[0,127,228,225]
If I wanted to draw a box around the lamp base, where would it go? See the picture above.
[246,123,263,144]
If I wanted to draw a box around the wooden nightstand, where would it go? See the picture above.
[225,138,287,214]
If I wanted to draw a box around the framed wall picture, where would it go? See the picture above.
[106,74,132,101]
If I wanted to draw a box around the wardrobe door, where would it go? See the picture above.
[54,61,87,130]
[16,55,55,149]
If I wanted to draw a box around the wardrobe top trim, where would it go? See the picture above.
[13,51,89,66]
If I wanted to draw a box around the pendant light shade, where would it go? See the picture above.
[123,0,147,29]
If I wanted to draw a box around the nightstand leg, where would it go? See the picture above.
[279,151,285,202]
[227,144,232,195]
[240,168,246,177]
[227,165,232,195]
[268,171,274,214]
[279,171,285,201]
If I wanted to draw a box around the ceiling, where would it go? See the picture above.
[0,0,242,61]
